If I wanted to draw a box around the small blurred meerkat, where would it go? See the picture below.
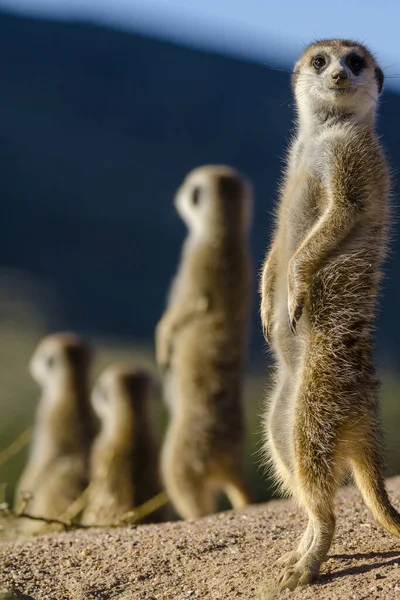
[14,332,93,533]
[81,366,164,526]
[156,165,253,519]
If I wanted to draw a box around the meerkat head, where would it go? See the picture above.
[91,366,155,434]
[293,40,384,125]
[30,332,91,393]
[174,165,252,237]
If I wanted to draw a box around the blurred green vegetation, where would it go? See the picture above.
[1,310,400,510]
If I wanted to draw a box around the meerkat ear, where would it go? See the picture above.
[217,174,243,202]
[65,343,91,368]
[375,67,384,95]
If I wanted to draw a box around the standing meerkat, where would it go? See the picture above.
[15,333,93,533]
[156,165,253,519]
[259,39,397,591]
[81,366,164,526]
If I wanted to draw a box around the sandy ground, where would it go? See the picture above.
[2,478,400,599]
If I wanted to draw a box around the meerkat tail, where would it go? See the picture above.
[351,454,400,537]
[220,469,251,510]
[224,482,251,511]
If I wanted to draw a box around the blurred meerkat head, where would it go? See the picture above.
[174,165,252,237]
[293,40,384,125]
[91,366,156,436]
[30,332,91,393]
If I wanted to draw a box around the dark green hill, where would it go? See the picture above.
[0,11,399,365]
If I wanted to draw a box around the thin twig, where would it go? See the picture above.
[0,428,32,467]
[117,491,168,524]
[59,483,93,523]
[0,490,169,533]
[13,511,88,531]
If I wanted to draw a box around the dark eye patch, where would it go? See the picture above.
[192,186,201,206]
[313,55,327,71]
[346,53,365,74]
[46,355,55,369]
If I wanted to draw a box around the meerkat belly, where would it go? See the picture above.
[309,230,383,327]
[169,318,244,427]
[271,171,323,371]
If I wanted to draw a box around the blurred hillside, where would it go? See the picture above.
[1,11,398,365]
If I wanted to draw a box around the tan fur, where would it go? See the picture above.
[81,366,164,526]
[15,332,93,534]
[260,40,398,591]
[157,165,253,519]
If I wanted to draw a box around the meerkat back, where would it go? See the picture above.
[156,165,253,520]
[81,366,163,526]
[14,332,93,534]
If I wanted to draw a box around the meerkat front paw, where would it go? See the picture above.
[260,296,274,343]
[287,260,308,334]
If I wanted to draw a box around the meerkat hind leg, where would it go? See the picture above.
[165,469,216,520]
[278,491,335,591]
[278,393,340,588]
[265,373,297,496]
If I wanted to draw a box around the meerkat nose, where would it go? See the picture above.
[331,68,348,83]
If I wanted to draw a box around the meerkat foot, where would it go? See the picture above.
[278,558,319,591]
[278,565,316,591]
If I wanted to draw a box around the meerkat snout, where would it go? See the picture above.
[330,68,348,83]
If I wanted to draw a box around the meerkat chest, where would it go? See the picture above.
[282,138,326,250]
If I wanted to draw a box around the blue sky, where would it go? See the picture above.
[2,0,400,87]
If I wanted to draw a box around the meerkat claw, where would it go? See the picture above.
[289,302,304,334]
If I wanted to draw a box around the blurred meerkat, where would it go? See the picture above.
[259,40,396,591]
[156,165,253,519]
[14,332,93,533]
[81,366,164,526]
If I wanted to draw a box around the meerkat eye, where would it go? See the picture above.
[313,56,326,71]
[46,355,55,369]
[191,186,202,207]
[348,55,365,74]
